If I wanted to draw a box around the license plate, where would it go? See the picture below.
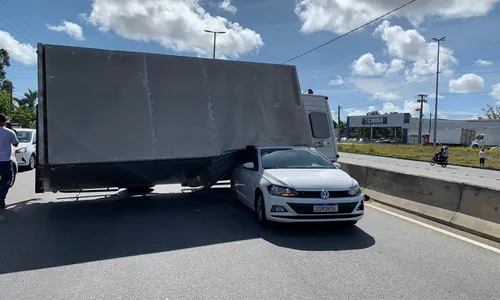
[313,204,338,213]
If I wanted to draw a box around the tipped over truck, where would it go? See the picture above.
[35,44,326,193]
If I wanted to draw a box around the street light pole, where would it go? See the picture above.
[432,37,445,151]
[204,30,226,59]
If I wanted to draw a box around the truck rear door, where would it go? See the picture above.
[301,94,338,161]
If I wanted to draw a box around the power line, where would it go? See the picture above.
[0,0,49,41]
[280,0,418,64]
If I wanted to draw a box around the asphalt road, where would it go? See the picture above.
[1,170,499,300]
[339,152,500,190]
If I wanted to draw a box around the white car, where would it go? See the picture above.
[231,146,364,225]
[14,129,36,169]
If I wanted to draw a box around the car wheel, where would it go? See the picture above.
[28,154,36,170]
[254,192,268,226]
[10,163,17,188]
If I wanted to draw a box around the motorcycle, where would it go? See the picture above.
[430,154,448,167]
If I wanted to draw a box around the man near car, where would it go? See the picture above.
[0,114,19,209]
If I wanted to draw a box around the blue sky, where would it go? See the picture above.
[2,0,500,120]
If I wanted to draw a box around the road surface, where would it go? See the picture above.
[1,171,499,300]
[339,152,500,190]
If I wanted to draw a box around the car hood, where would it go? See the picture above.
[14,143,31,150]
[262,168,356,190]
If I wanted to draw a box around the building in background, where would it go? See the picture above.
[346,113,500,146]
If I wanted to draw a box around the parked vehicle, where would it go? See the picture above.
[35,44,336,194]
[424,128,475,146]
[301,94,338,162]
[470,127,500,148]
[14,129,36,170]
[231,146,364,225]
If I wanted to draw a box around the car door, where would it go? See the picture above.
[239,148,261,207]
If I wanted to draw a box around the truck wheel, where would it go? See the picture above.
[28,154,36,170]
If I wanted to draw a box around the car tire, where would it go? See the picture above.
[28,154,36,170]
[254,192,268,226]
[10,163,17,188]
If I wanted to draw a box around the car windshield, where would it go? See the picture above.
[16,131,32,143]
[260,148,334,169]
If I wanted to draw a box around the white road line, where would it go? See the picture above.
[366,203,500,255]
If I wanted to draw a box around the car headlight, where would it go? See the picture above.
[348,184,361,196]
[16,148,27,154]
[267,185,298,197]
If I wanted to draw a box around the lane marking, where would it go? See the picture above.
[366,203,500,255]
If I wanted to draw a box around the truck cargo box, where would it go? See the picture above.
[36,44,312,192]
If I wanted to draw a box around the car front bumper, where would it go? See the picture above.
[15,152,31,166]
[264,193,364,223]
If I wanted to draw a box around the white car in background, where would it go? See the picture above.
[231,146,364,226]
[14,129,37,170]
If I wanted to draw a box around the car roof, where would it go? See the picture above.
[254,145,314,150]
[16,128,36,132]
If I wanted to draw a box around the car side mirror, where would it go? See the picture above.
[242,162,255,170]
[333,162,341,169]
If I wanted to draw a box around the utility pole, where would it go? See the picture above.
[432,37,445,151]
[417,94,427,144]
[428,113,432,136]
[337,105,342,139]
[204,30,226,59]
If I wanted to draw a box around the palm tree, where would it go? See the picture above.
[23,89,38,108]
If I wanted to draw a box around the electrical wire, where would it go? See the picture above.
[281,0,418,64]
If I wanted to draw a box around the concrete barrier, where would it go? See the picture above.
[342,162,500,241]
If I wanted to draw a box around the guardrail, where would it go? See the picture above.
[342,163,500,242]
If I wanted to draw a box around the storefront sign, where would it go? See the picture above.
[362,117,388,125]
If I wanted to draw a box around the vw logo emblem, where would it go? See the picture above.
[320,189,330,199]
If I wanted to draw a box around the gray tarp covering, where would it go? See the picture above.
[42,44,312,165]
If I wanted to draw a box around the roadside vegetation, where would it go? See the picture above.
[338,144,500,170]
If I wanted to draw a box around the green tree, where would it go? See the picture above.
[18,89,38,108]
[482,104,500,119]
[0,90,12,115]
[13,106,36,128]
[366,110,380,115]
[0,49,10,86]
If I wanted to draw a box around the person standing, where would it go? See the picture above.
[479,148,486,168]
[0,114,19,209]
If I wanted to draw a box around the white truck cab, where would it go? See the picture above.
[301,93,339,162]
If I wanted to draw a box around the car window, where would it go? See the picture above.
[260,148,334,169]
[16,131,33,143]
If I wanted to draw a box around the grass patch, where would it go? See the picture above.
[338,144,500,170]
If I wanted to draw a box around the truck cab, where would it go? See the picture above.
[301,93,339,162]
[470,134,485,148]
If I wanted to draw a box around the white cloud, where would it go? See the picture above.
[490,83,500,100]
[475,59,493,67]
[350,53,388,76]
[371,92,400,101]
[0,30,36,65]
[497,101,500,106]
[328,75,344,86]
[84,0,263,58]
[374,21,458,80]
[219,0,237,14]
[344,106,377,116]
[294,0,497,34]
[386,59,405,75]
[449,73,484,94]
[47,21,85,41]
